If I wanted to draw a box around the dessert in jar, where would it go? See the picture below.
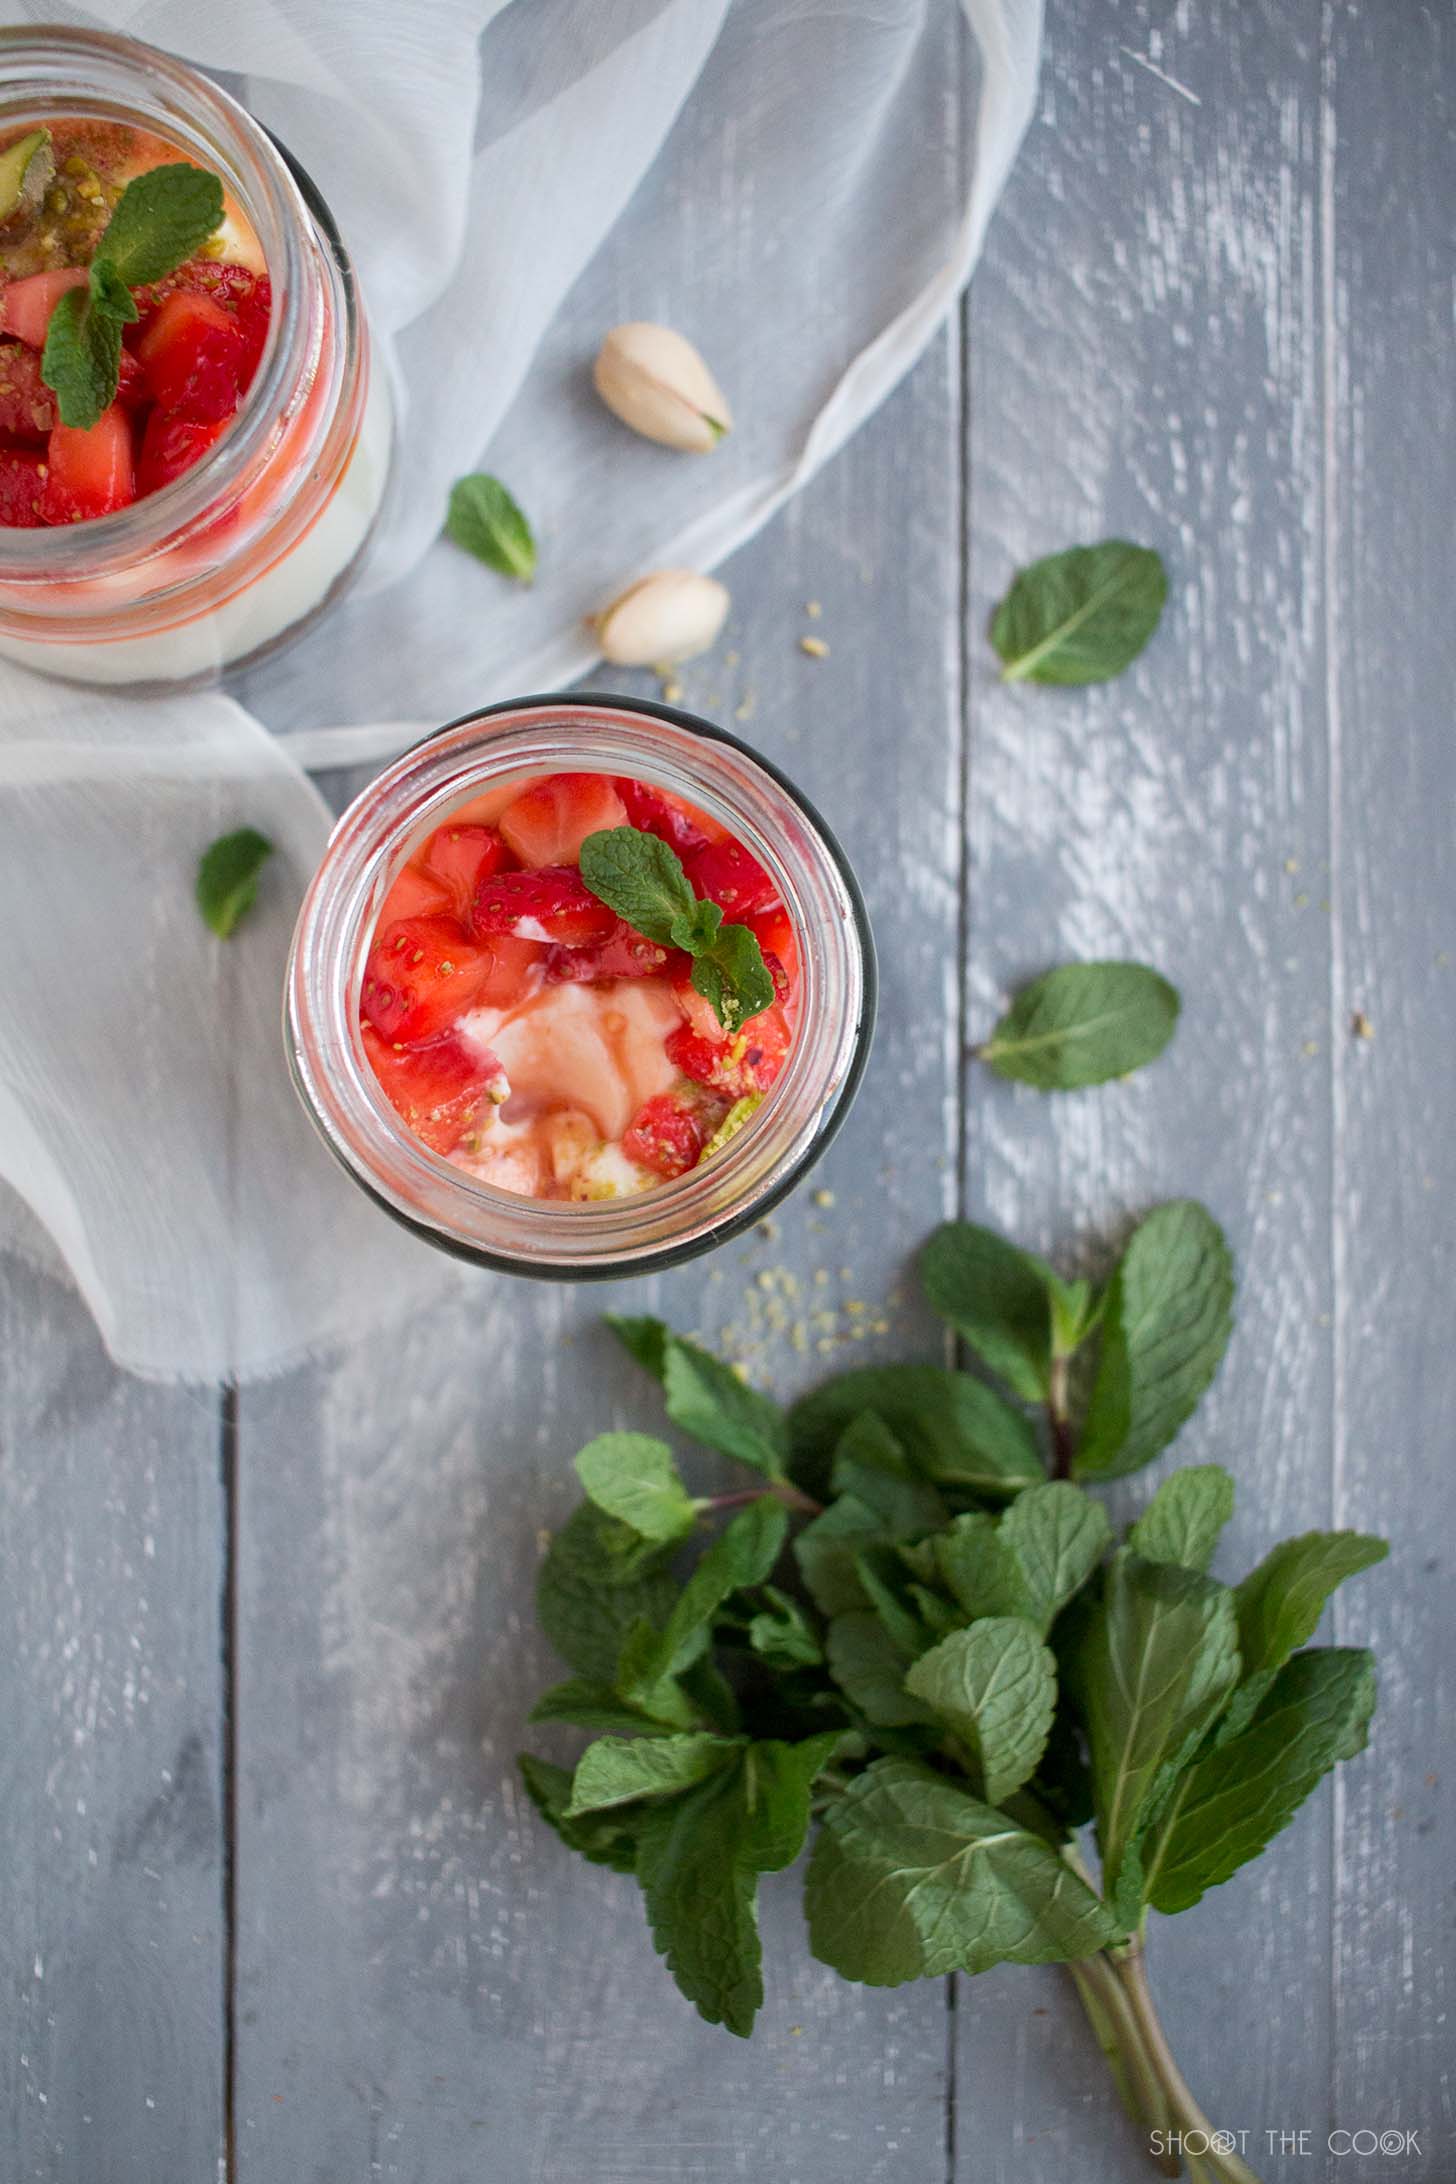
[0,26,391,686]
[286,696,876,1278]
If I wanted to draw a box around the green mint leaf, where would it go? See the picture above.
[40,284,124,431]
[622,1498,788,1697]
[919,1220,1056,1400]
[606,1315,789,1479]
[90,259,139,324]
[999,1481,1112,1633]
[743,1584,823,1670]
[1128,1464,1236,1573]
[518,1753,643,1874]
[1065,1552,1241,1918]
[579,825,696,945]
[445,472,536,581]
[826,1610,937,1729]
[606,1313,669,1377]
[789,1363,1042,1502]
[196,827,275,940]
[1077,1201,1235,1479]
[669,897,722,953]
[804,1757,1118,1985]
[853,1544,941,1659]
[1222,1528,1388,1737]
[979,961,1181,1091]
[794,1492,899,1618]
[1142,1648,1378,1915]
[688,921,777,1035]
[904,1618,1057,1805]
[830,1414,948,1534]
[1030,1697,1096,1831]
[536,1501,678,1684]
[991,539,1167,685]
[567,1730,739,1816]
[1045,1269,1103,1358]
[934,1512,1037,1623]
[527,1678,680,1736]
[94,162,224,287]
[573,1431,697,1545]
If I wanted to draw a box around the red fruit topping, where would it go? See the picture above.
[615,778,709,856]
[0,341,54,439]
[544,920,693,986]
[1,268,87,348]
[498,772,629,869]
[0,445,46,526]
[362,1027,509,1157]
[420,823,513,923]
[137,289,248,422]
[40,405,135,523]
[132,264,271,369]
[623,1089,730,1181]
[114,347,147,412]
[135,408,230,496]
[683,838,781,919]
[377,863,453,925]
[360,915,495,1045]
[748,905,799,991]
[475,931,549,1007]
[666,1002,793,1099]
[472,866,617,948]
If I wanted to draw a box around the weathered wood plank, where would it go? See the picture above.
[0,1246,226,2184]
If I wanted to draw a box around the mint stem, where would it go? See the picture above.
[1047,1354,1075,1479]
[698,1481,823,1518]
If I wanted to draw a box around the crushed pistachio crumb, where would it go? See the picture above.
[799,635,830,659]
[1351,1010,1374,1041]
[812,1187,835,1208]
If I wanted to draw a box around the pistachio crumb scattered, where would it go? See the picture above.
[812,1187,836,1208]
[1351,1010,1374,1041]
[799,635,830,660]
[734,691,757,722]
[805,600,822,620]
[1302,1039,1320,1057]
[1284,857,1300,875]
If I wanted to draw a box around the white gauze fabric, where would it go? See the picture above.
[0,0,1042,1381]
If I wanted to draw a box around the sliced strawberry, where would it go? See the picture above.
[684,837,781,920]
[748,905,799,993]
[114,346,147,413]
[475,931,549,1007]
[0,341,54,439]
[623,1087,730,1181]
[0,445,46,526]
[615,778,710,856]
[472,866,617,948]
[135,408,230,496]
[666,1002,793,1099]
[497,772,628,869]
[544,920,693,986]
[362,1026,510,1157]
[40,405,134,523]
[131,264,271,384]
[1,268,88,348]
[420,822,513,923]
[137,289,247,422]
[361,915,495,1045]
[378,863,453,925]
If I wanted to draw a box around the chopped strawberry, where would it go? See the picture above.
[131,264,271,383]
[0,341,54,439]
[475,931,549,1007]
[748,905,799,992]
[472,866,617,948]
[0,446,46,526]
[683,837,781,920]
[137,289,248,422]
[666,1001,793,1099]
[378,863,453,925]
[114,347,147,413]
[615,778,709,856]
[420,823,513,923]
[360,915,496,1045]
[40,405,134,523]
[362,1027,509,1157]
[622,1088,730,1180]
[135,408,230,495]
[544,920,693,986]
[498,772,628,869]
[1,268,88,348]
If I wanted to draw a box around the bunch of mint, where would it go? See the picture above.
[520,1208,1385,2184]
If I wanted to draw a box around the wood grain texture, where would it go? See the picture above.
[0,1253,225,2184]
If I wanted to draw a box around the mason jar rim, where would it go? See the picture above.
[286,693,878,1280]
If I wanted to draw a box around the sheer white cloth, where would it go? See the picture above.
[0,0,1042,1381]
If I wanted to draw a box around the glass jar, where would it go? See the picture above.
[0,25,391,687]
[286,695,877,1278]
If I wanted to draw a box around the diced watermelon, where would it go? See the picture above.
[615,777,710,855]
[360,915,496,1045]
[0,445,46,525]
[622,1088,730,1180]
[420,822,513,923]
[0,341,54,439]
[683,837,781,920]
[135,408,230,496]
[544,920,692,986]
[362,1026,510,1156]
[498,772,629,869]
[40,405,135,523]
[1,268,88,348]
[472,866,618,948]
[137,289,248,422]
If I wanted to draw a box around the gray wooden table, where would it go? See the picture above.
[4,3,1453,2179]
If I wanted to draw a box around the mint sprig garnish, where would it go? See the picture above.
[196,826,274,939]
[446,473,537,581]
[579,824,775,1034]
[41,162,224,430]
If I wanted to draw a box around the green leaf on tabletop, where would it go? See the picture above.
[853,1544,941,1659]
[535,1501,678,1685]
[794,1492,891,1618]
[41,284,125,431]
[581,826,774,1033]
[1077,1200,1234,1480]
[991,539,1168,685]
[1066,1551,1241,1920]
[196,827,275,939]
[804,1758,1118,1985]
[1224,1529,1388,1736]
[1128,1465,1236,1573]
[567,1731,739,1816]
[607,1312,669,1377]
[1142,1648,1378,1914]
[904,1618,1057,1805]
[573,1432,697,1544]
[933,1511,1036,1622]
[517,1754,643,1875]
[826,1611,937,1729]
[621,1498,788,1697]
[920,1220,1055,1400]
[831,1413,948,1533]
[979,961,1181,1091]
[607,1317,788,1478]
[789,1363,1041,1501]
[446,472,537,581]
[744,1584,823,1669]
[1000,1481,1112,1632]
[527,1677,680,1736]
[95,162,225,287]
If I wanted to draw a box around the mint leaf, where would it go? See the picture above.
[536,1501,677,1684]
[826,1610,936,1729]
[794,1492,897,1618]
[580,825,696,943]
[991,540,1167,684]
[41,284,124,432]
[527,1678,679,1735]
[608,1316,788,1480]
[743,1585,822,1669]
[904,1618,1057,1804]
[934,1512,1036,1623]
[607,1313,669,1377]
[567,1731,738,1815]
[979,962,1181,1091]
[1077,1201,1235,1480]
[1142,1648,1377,1914]
[445,472,536,581]
[196,827,274,939]
[919,1221,1055,1401]
[789,1364,1041,1500]
[805,1758,1118,1985]
[518,1754,642,1874]
[573,1432,697,1544]
[999,1481,1112,1633]
[1128,1464,1236,1573]
[621,1498,787,1697]
[688,923,777,1035]
[1224,1529,1388,1735]
[94,162,224,287]
[831,1414,947,1533]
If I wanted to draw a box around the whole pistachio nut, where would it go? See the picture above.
[592,322,732,453]
[591,570,731,667]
